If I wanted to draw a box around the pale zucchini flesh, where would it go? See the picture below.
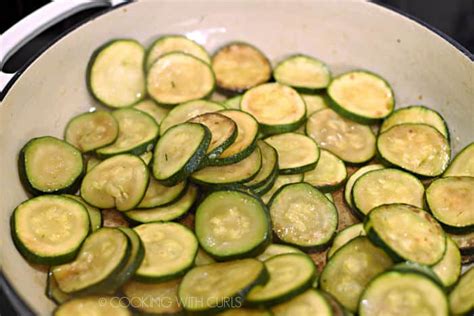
[271,289,333,316]
[223,95,243,109]
[432,237,461,287]
[261,174,303,204]
[302,94,329,117]
[54,296,132,316]
[194,248,216,266]
[256,244,304,261]
[137,177,187,208]
[444,142,474,177]
[303,149,347,191]
[46,270,71,304]
[343,164,384,208]
[327,223,366,258]
[448,266,474,315]
[63,194,102,232]
[246,140,279,188]
[133,99,170,125]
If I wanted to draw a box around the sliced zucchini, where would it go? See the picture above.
[19,136,84,195]
[273,55,331,91]
[449,231,474,255]
[223,95,242,109]
[364,204,446,265]
[269,182,338,249]
[65,111,118,153]
[327,223,366,258]
[133,98,170,125]
[53,296,131,316]
[137,177,187,209]
[189,112,238,160]
[87,39,145,108]
[153,122,211,186]
[46,270,71,304]
[444,142,474,177]
[86,156,101,172]
[265,133,319,174]
[303,149,347,192]
[195,248,216,266]
[63,194,102,232]
[122,278,183,315]
[327,70,394,124]
[96,108,159,158]
[302,94,329,117]
[432,237,461,288]
[245,140,278,188]
[253,169,279,196]
[124,185,197,223]
[147,52,215,106]
[220,308,272,316]
[359,270,448,316]
[377,123,451,177]
[81,154,149,211]
[113,227,145,289]
[160,99,224,136]
[343,164,384,208]
[195,190,270,260]
[449,266,474,315]
[241,83,306,135]
[134,222,198,282]
[380,105,449,138]
[271,289,333,316]
[11,195,90,265]
[212,109,260,165]
[52,228,130,294]
[247,253,316,306]
[146,34,210,69]
[178,259,268,314]
[191,147,262,187]
[426,177,474,233]
[324,193,334,203]
[256,244,304,261]
[139,150,153,165]
[351,168,424,217]
[261,174,303,204]
[306,108,376,164]
[212,42,271,92]
[319,291,350,316]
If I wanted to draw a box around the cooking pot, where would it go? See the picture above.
[0,0,473,314]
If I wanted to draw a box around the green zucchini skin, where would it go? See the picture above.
[252,165,279,196]
[390,262,444,288]
[45,270,71,305]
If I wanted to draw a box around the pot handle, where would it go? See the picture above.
[0,0,127,95]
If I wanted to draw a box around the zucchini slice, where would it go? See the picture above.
[81,154,149,211]
[160,99,224,136]
[87,40,145,108]
[178,259,268,314]
[320,237,393,312]
[147,52,215,106]
[52,228,130,294]
[302,94,329,117]
[65,111,118,153]
[449,231,474,255]
[195,248,216,266]
[146,34,210,69]
[212,109,260,165]
[359,270,448,316]
[256,244,304,261]
[46,270,71,304]
[269,182,338,249]
[380,105,449,138]
[343,164,384,208]
[86,156,101,172]
[96,108,159,158]
[303,149,347,192]
[327,223,366,258]
[223,95,243,109]
[191,147,262,187]
[271,289,333,316]
[449,266,474,315]
[245,140,279,189]
[11,195,90,265]
[351,168,424,217]
[273,55,331,91]
[265,133,320,174]
[153,122,211,186]
[432,237,461,288]
[364,204,446,265]
[139,151,153,165]
[261,174,303,204]
[241,83,306,135]
[63,195,102,232]
[122,278,183,315]
[137,177,187,209]
[212,42,271,92]
[134,222,198,282]
[247,253,316,306]
[220,308,272,316]
[189,112,238,160]
[133,99,170,125]
[327,70,394,124]
[426,176,474,233]
[113,227,145,289]
[124,185,197,223]
[253,169,279,196]
[53,296,131,316]
[444,142,474,177]
[19,136,84,195]
[306,108,376,164]
[195,190,271,260]
[377,123,451,177]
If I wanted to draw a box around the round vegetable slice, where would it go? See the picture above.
[343,164,384,208]
[444,142,474,177]
[301,94,329,117]
[303,149,347,192]
[54,296,131,316]
[137,177,187,209]
[63,194,102,232]
[241,83,306,134]
[195,190,271,260]
[147,52,215,105]
[246,140,279,189]
[449,266,474,315]
[271,289,333,316]
[257,244,304,261]
[327,223,366,258]
[327,70,394,124]
[269,182,338,249]
[432,237,461,287]
[364,204,446,265]
[194,248,216,266]
[133,99,170,125]
[261,174,303,204]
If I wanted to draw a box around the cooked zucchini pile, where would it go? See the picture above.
[11,36,474,316]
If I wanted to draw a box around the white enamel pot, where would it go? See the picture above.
[0,0,473,315]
